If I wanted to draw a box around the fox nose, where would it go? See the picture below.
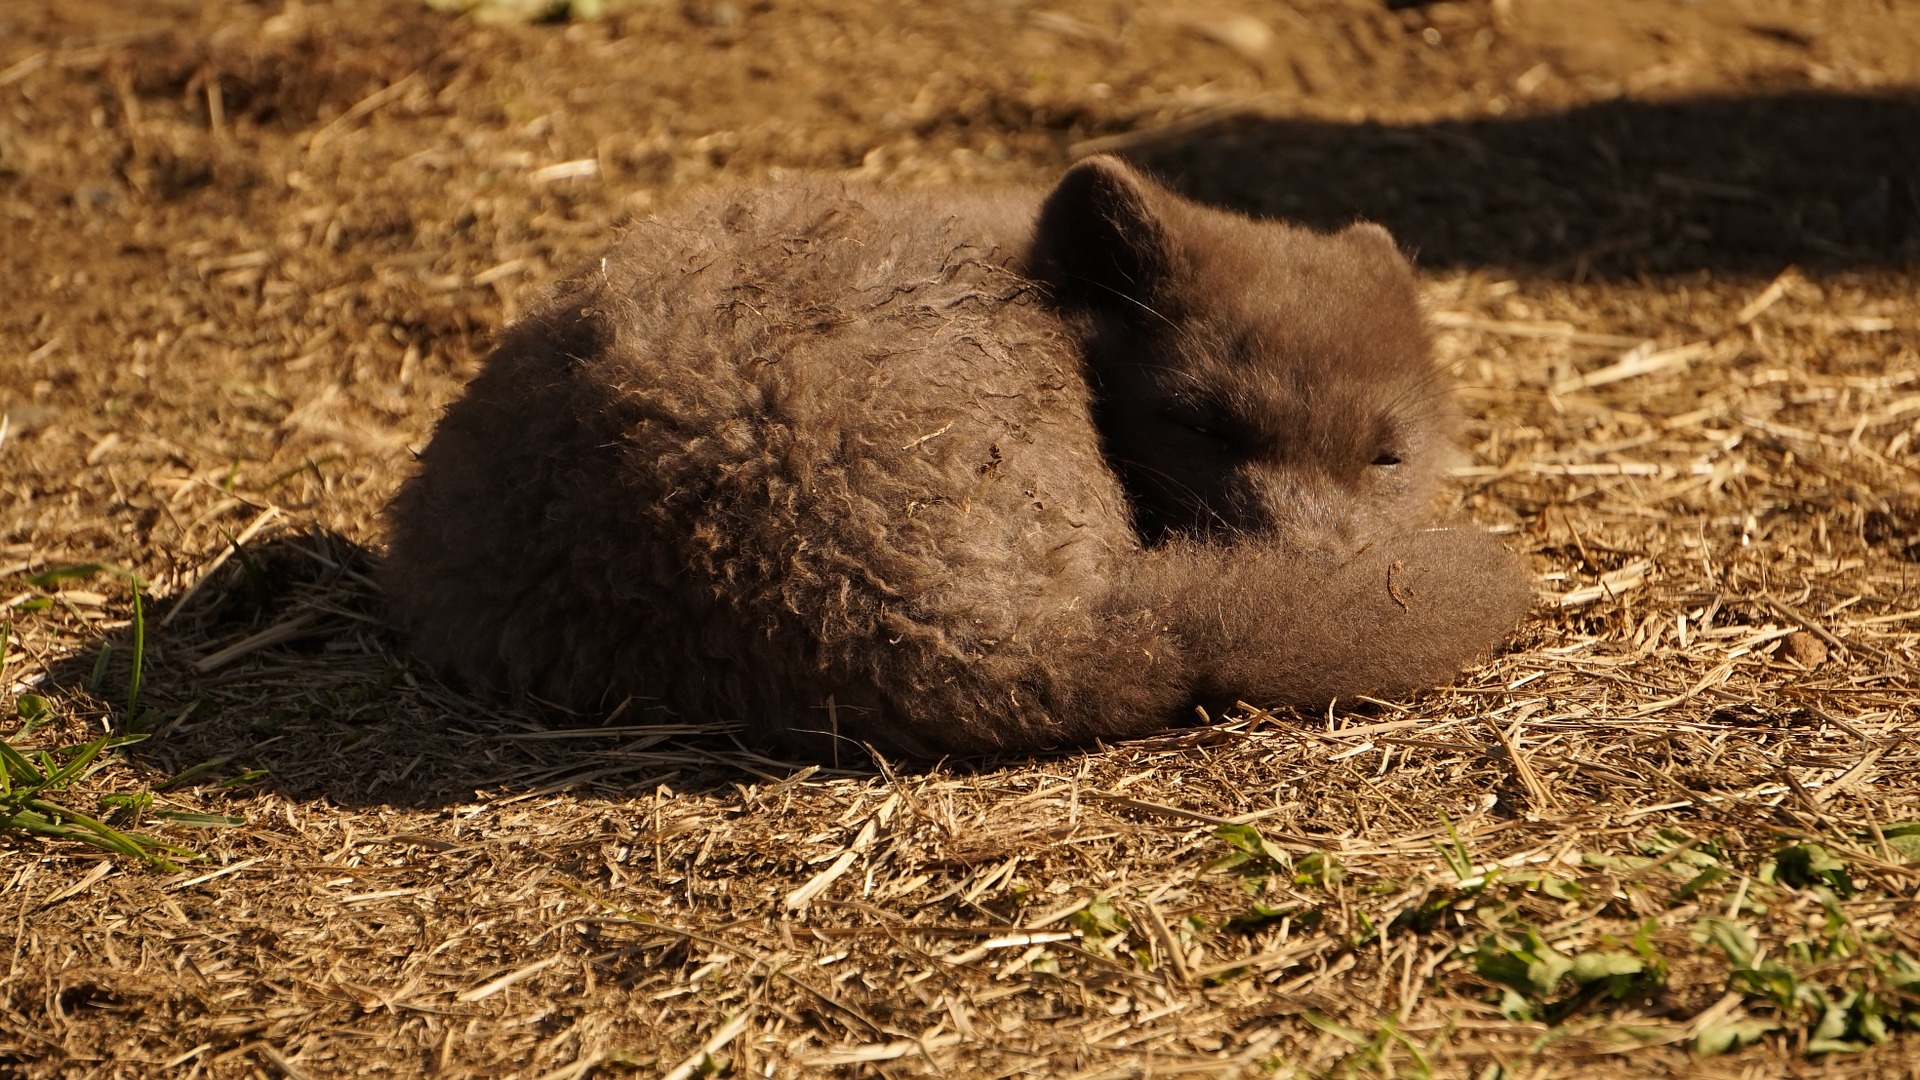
[1243,468,1374,545]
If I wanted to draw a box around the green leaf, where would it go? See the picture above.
[1675,866,1729,901]
[1212,823,1292,875]
[1630,920,1670,981]
[13,797,194,871]
[1206,850,1254,874]
[1529,954,1575,997]
[1227,901,1299,932]
[1888,953,1920,993]
[1294,850,1344,889]
[1644,829,1721,870]
[1878,824,1920,862]
[1814,991,1857,1041]
[14,694,50,725]
[1539,875,1585,902]
[1859,1006,1890,1045]
[1351,909,1378,947]
[38,735,111,790]
[1472,927,1575,999]
[1496,988,1536,1023]
[1695,1019,1777,1056]
[1068,895,1129,951]
[1698,917,1759,968]
[1570,951,1644,984]
[1582,852,1656,874]
[1774,843,1856,897]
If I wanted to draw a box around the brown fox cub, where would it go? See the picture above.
[382,157,1529,755]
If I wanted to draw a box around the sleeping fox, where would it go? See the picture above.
[382,157,1529,756]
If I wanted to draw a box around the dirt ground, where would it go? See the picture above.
[3,0,1920,1076]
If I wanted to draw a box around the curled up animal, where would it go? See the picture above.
[381,156,1532,756]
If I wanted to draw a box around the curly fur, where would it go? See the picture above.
[381,157,1530,756]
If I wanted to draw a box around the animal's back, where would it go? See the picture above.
[384,181,1168,752]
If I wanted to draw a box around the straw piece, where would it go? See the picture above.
[802,1033,962,1067]
[251,1043,315,1080]
[161,505,281,626]
[37,859,112,907]
[1483,719,1558,810]
[455,955,565,1002]
[659,1012,755,1080]
[1430,310,1646,348]
[1734,267,1800,325]
[1555,559,1652,608]
[306,71,424,151]
[191,613,321,672]
[1552,340,1718,394]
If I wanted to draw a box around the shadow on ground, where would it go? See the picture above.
[1119,90,1919,277]
[28,532,822,813]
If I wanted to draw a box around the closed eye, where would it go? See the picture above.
[1161,406,1230,444]
[1372,452,1402,466]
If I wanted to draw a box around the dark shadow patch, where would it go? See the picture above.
[1113,90,1920,277]
[27,529,856,811]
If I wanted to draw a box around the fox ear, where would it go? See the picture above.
[1343,221,1397,247]
[1029,156,1174,314]
[1342,221,1412,267]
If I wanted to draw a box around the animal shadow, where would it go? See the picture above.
[1121,89,1919,277]
[38,529,806,811]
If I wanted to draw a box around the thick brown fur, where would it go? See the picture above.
[381,158,1530,757]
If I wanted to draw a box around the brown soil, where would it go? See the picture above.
[3,1,1919,1077]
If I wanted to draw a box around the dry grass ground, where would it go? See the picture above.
[3,1,1920,1076]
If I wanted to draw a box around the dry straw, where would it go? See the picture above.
[3,0,1920,1076]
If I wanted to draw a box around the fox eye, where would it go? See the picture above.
[1186,421,1236,447]
[1161,404,1229,443]
[1372,452,1403,467]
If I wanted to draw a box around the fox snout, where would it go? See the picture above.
[1231,467,1404,549]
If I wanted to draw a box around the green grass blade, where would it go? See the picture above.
[37,735,111,791]
[127,579,144,718]
[20,798,192,871]
[159,757,233,791]
[0,737,46,786]
[24,564,106,587]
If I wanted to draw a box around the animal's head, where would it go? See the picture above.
[1028,156,1459,543]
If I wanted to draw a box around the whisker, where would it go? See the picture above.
[1062,274,1180,332]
